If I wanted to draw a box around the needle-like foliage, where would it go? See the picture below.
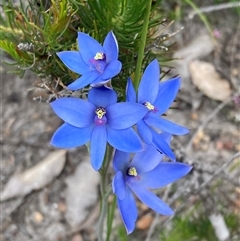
[0,0,173,96]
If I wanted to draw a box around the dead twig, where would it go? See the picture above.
[160,152,240,229]
[0,138,53,150]
[195,152,240,192]
[229,22,240,90]
[188,2,240,19]
[148,152,239,240]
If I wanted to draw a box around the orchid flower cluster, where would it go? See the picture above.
[50,31,192,234]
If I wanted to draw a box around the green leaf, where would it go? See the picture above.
[0,40,19,60]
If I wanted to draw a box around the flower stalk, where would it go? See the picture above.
[98,145,113,241]
[97,185,112,241]
[106,195,116,241]
[133,0,152,91]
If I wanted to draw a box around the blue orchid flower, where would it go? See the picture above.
[112,142,192,234]
[126,59,189,160]
[57,31,122,90]
[50,86,148,171]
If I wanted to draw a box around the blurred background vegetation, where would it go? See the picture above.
[0,0,174,95]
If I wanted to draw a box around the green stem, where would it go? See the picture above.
[106,195,116,241]
[97,146,113,241]
[99,145,112,195]
[97,186,112,241]
[133,0,152,90]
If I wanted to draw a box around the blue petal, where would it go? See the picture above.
[107,103,148,129]
[117,187,137,235]
[126,78,136,102]
[88,86,117,107]
[129,182,173,215]
[90,125,107,171]
[154,77,181,115]
[159,132,172,145]
[113,150,130,172]
[77,32,104,65]
[138,59,160,104]
[152,130,176,161]
[100,60,122,80]
[146,116,189,135]
[67,71,100,90]
[131,144,163,174]
[57,51,89,74]
[103,31,119,63]
[107,127,143,152]
[51,123,92,148]
[137,120,152,144]
[112,171,126,200]
[141,162,192,189]
[51,98,95,127]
